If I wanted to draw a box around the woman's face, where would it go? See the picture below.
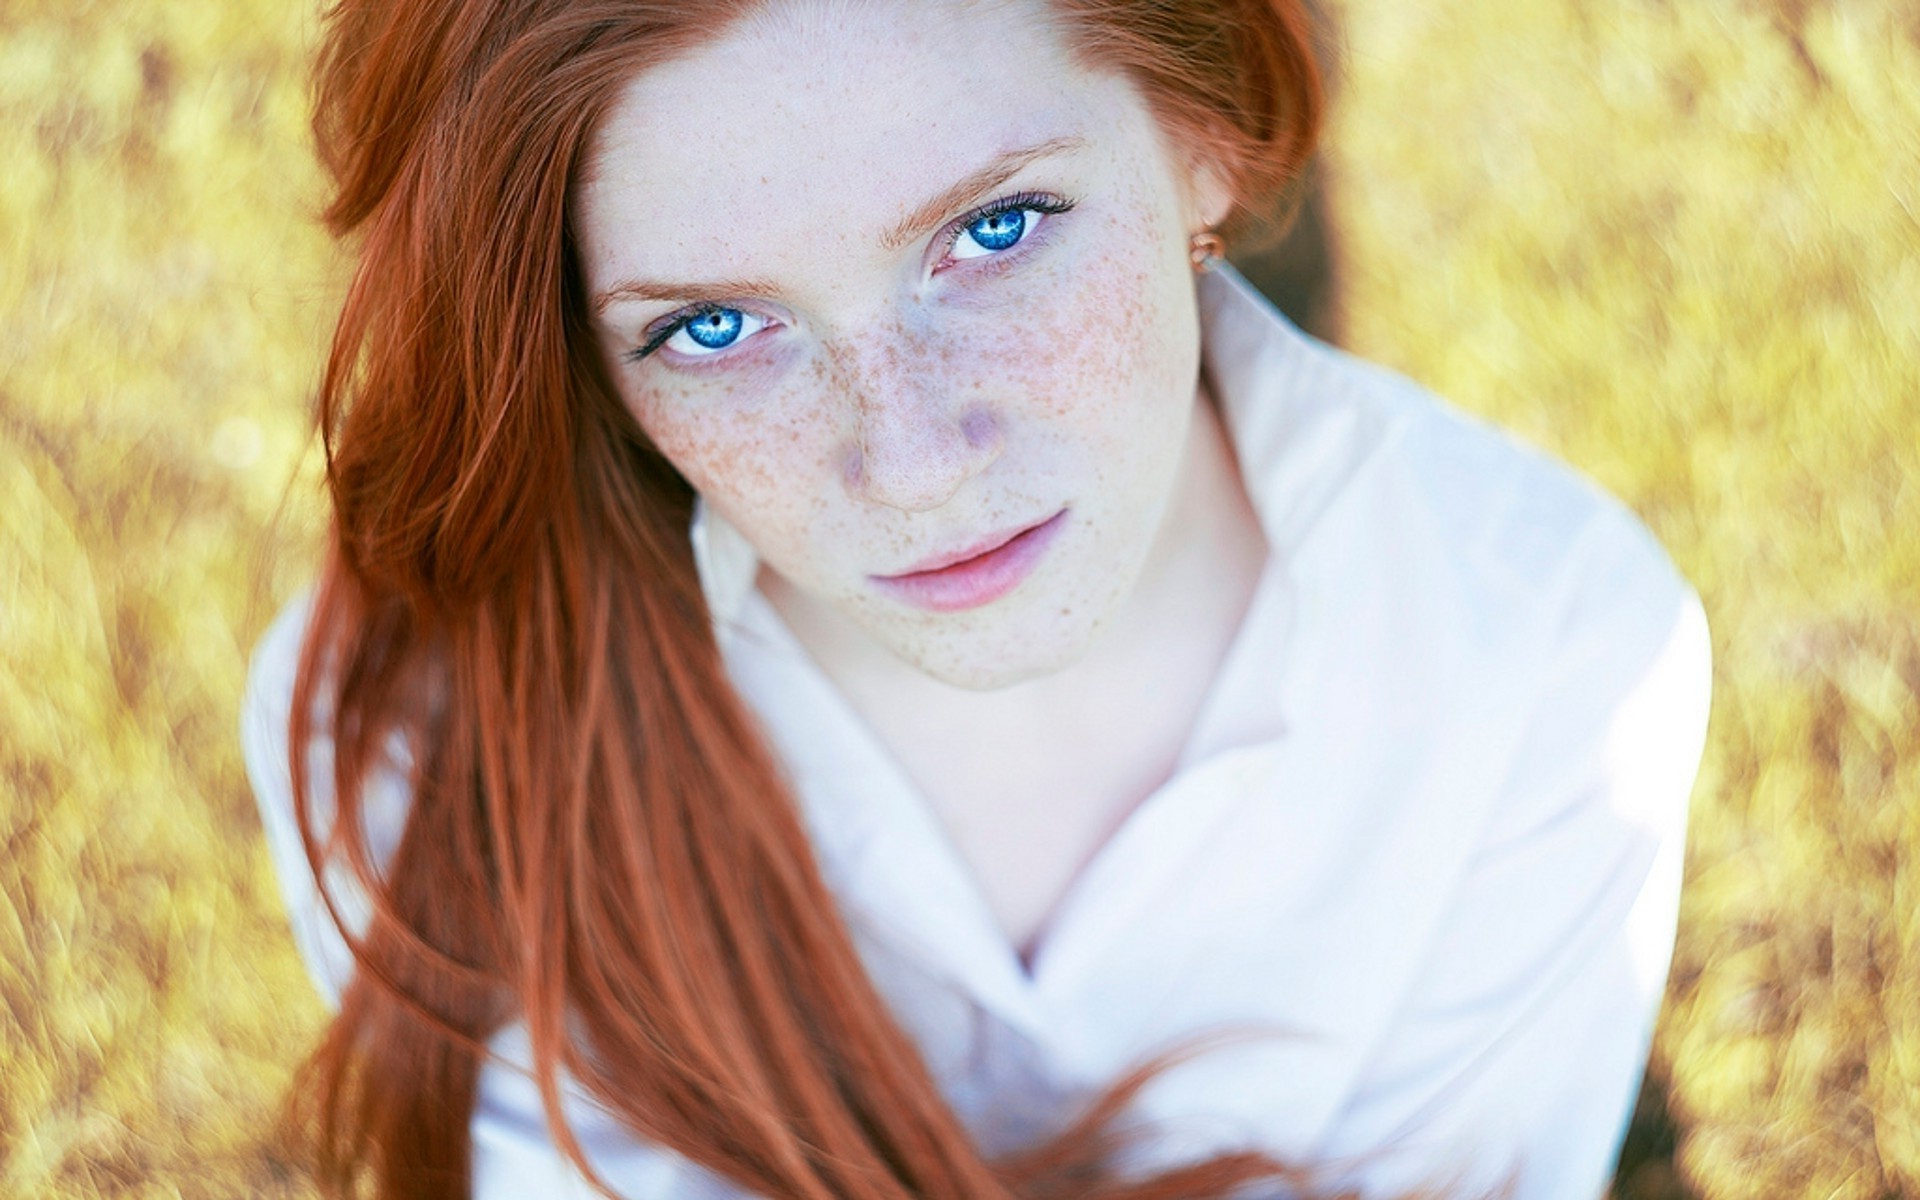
[575,0,1229,689]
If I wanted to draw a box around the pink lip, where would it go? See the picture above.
[870,509,1069,613]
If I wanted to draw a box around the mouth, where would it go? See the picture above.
[869,509,1069,614]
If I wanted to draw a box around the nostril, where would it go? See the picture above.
[960,408,1001,449]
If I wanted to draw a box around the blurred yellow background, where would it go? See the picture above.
[2,0,1915,1196]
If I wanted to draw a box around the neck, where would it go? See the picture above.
[1115,370,1268,681]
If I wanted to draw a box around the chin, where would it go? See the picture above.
[880,611,1108,692]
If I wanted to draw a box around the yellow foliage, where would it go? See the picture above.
[1,0,1914,1196]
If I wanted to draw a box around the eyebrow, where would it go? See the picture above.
[878,133,1087,251]
[590,134,1088,317]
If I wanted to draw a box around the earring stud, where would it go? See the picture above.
[1188,231,1226,273]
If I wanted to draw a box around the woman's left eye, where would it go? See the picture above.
[947,195,1073,262]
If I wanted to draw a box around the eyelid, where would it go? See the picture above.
[627,303,774,364]
[937,189,1076,263]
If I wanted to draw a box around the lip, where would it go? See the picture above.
[870,509,1069,613]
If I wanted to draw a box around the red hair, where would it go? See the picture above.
[288,1,1326,1196]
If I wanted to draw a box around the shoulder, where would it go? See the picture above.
[240,589,351,1004]
[1311,344,1714,849]
[240,588,418,1006]
[1206,266,1700,663]
[241,587,418,850]
[1384,375,1711,734]
[1288,323,1707,692]
[241,590,319,786]
[1212,276,1712,832]
[240,588,324,856]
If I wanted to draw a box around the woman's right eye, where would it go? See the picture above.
[632,306,770,362]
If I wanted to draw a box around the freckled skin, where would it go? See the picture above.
[573,0,1235,691]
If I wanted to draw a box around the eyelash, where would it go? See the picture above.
[624,189,1078,364]
[939,189,1077,261]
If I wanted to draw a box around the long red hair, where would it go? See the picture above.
[288,1,1325,1196]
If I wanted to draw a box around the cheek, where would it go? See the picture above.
[625,368,841,543]
[952,209,1194,440]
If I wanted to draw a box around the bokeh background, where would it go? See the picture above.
[2,0,1916,1196]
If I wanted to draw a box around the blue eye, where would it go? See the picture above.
[685,308,742,348]
[952,205,1050,261]
[960,209,1028,254]
[658,306,769,358]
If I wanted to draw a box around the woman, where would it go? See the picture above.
[242,0,1713,1196]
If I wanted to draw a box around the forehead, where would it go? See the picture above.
[573,0,1151,280]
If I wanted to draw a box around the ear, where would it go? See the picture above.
[1182,144,1236,233]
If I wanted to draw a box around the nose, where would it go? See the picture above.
[831,335,1002,513]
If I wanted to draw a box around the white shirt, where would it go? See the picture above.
[243,265,1713,1199]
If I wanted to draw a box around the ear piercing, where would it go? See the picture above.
[1188,231,1226,273]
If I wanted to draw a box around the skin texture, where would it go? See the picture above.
[574,0,1270,949]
